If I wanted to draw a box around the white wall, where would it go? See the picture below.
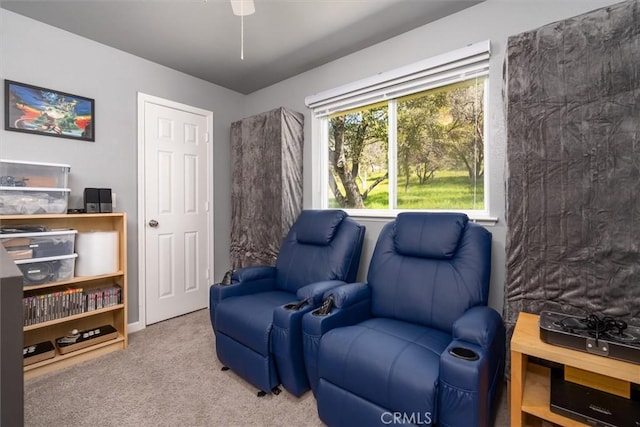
[0,9,243,323]
[243,0,622,313]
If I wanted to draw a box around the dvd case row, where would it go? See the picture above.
[85,286,122,312]
[23,285,122,326]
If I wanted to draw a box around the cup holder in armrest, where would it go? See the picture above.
[284,303,297,311]
[449,347,479,361]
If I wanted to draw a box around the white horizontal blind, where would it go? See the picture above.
[305,40,490,117]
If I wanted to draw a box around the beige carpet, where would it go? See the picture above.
[24,309,509,426]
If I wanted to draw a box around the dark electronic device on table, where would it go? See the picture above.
[539,310,640,365]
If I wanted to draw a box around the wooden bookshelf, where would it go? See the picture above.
[0,213,127,379]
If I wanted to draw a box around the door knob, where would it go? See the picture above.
[148,219,159,228]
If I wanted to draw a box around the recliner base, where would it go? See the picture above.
[317,379,431,426]
[215,332,279,394]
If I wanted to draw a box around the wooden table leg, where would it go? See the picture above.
[510,350,527,427]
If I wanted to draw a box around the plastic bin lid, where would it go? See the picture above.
[0,159,71,169]
[0,229,78,238]
[14,253,78,264]
[0,186,71,192]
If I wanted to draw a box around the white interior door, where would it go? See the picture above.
[142,98,212,325]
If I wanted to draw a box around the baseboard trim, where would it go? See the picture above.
[127,321,145,334]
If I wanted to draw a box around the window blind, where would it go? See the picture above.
[305,40,490,118]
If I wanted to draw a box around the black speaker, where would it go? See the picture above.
[83,188,100,213]
[99,188,113,213]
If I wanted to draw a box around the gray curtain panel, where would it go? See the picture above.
[230,107,304,269]
[504,0,640,338]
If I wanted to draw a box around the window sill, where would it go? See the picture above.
[339,209,499,227]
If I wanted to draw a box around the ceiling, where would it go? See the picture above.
[1,0,483,94]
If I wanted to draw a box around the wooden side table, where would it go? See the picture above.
[510,312,640,426]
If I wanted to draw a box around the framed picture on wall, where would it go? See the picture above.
[4,80,95,142]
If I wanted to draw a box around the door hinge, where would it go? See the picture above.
[205,132,210,142]
[205,201,210,212]
[206,268,210,280]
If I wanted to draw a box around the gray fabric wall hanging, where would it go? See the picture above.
[504,0,640,339]
[230,107,304,269]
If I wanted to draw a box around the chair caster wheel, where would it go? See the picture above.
[221,366,230,371]
[272,387,281,395]
[257,390,267,397]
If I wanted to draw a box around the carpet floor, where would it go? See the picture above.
[24,309,509,426]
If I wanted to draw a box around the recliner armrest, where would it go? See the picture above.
[211,266,277,299]
[302,283,371,336]
[233,265,276,283]
[323,282,370,309]
[302,283,370,336]
[297,280,346,306]
[302,304,371,336]
[439,307,506,427]
[302,288,372,394]
[272,302,317,396]
[452,306,504,349]
[209,266,277,329]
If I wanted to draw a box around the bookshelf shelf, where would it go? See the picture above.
[21,271,125,291]
[23,334,126,380]
[0,212,127,378]
[23,304,125,332]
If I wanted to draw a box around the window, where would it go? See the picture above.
[307,41,490,216]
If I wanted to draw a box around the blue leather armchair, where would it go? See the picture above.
[210,209,365,396]
[302,212,505,426]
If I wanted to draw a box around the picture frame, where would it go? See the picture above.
[4,80,95,142]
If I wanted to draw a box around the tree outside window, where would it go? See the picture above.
[327,77,486,211]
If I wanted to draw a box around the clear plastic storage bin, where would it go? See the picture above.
[0,159,70,189]
[0,187,70,214]
[14,253,78,286]
[0,229,77,260]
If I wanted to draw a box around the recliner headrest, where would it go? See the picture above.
[295,210,348,245]
[394,212,468,259]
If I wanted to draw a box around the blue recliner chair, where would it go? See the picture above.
[302,212,505,426]
[210,209,365,396]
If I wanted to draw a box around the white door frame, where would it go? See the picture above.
[135,92,214,331]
